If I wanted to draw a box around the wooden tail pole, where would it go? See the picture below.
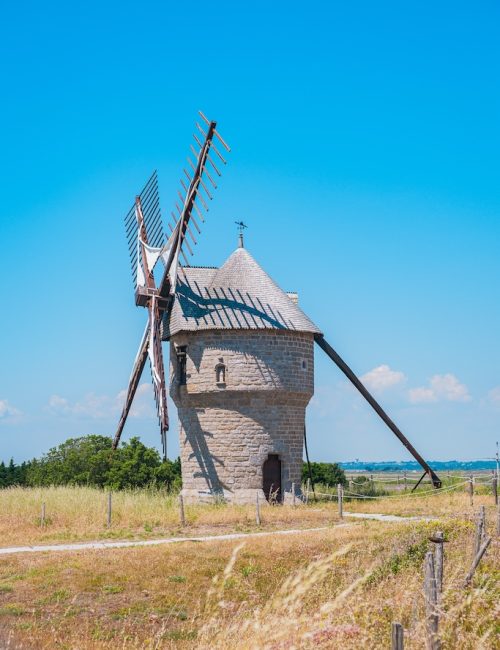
[411,471,427,493]
[315,335,442,488]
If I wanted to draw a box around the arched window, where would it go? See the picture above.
[215,358,226,386]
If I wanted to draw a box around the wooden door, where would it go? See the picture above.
[263,454,282,503]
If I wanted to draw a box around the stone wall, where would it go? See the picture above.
[169,329,315,503]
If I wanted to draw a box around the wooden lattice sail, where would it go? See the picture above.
[113,112,230,459]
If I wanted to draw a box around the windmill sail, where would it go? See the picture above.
[125,171,163,289]
[147,295,169,458]
[113,112,230,455]
[159,112,230,299]
[113,321,150,450]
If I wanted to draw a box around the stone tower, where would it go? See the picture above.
[163,241,321,504]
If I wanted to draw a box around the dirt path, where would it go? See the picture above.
[0,512,431,557]
[344,512,431,522]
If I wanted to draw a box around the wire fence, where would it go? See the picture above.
[346,474,496,485]
[308,476,498,502]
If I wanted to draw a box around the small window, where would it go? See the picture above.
[215,357,226,386]
[301,359,308,371]
[176,346,187,385]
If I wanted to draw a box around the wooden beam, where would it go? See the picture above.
[315,334,442,488]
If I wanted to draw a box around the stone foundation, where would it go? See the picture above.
[181,487,304,505]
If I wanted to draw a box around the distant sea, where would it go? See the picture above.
[339,460,496,472]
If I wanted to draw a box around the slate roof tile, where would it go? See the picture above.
[162,247,321,338]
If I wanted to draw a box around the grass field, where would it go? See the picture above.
[0,486,498,649]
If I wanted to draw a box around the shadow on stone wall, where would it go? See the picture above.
[179,400,305,497]
[180,409,227,497]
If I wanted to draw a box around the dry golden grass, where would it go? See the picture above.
[0,485,496,547]
[344,489,496,518]
[0,487,498,649]
[0,486,342,547]
[0,516,498,649]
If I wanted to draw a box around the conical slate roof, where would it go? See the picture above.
[162,247,321,339]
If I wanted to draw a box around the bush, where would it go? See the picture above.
[302,461,346,487]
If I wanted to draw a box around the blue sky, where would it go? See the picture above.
[0,1,499,463]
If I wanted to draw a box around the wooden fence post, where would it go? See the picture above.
[497,502,500,536]
[431,531,445,597]
[305,478,311,504]
[474,506,486,556]
[492,477,498,506]
[40,502,46,528]
[107,491,112,528]
[391,622,404,650]
[256,491,261,526]
[404,471,408,491]
[463,536,492,588]
[424,551,441,650]
[337,483,343,519]
[178,494,186,527]
[292,482,296,507]
[468,475,474,507]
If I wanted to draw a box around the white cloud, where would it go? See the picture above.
[360,365,406,392]
[487,386,500,404]
[47,395,70,413]
[116,383,154,418]
[407,387,436,403]
[0,399,21,419]
[47,383,155,419]
[409,374,471,404]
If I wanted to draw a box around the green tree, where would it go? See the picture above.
[154,457,182,491]
[3,435,182,491]
[25,435,113,487]
[106,437,161,489]
[0,462,7,487]
[302,461,346,487]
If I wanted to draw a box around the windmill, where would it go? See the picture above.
[112,111,230,459]
[113,112,441,496]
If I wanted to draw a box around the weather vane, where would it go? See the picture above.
[235,221,248,248]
